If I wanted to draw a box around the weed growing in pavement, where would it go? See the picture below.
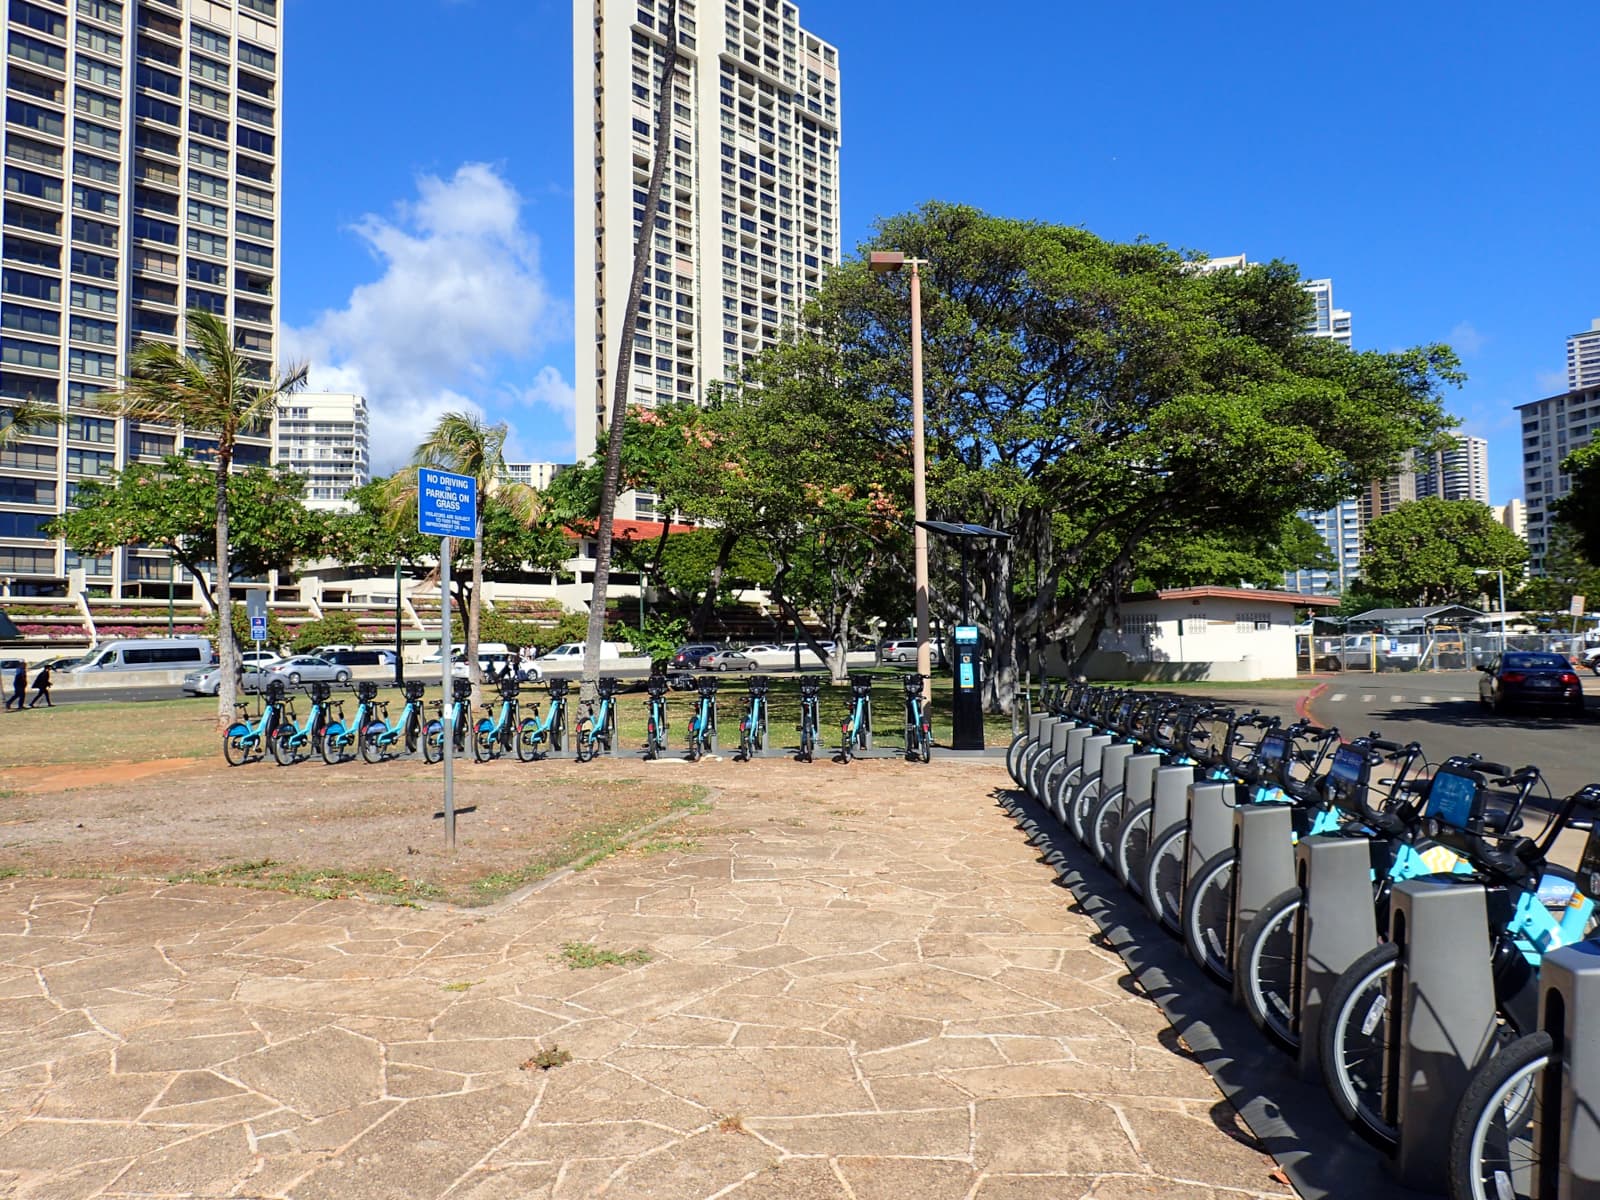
[634,837,698,856]
[717,1114,746,1134]
[441,981,480,993]
[166,859,445,904]
[521,1045,573,1070]
[558,941,652,969]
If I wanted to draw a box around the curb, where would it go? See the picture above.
[1296,681,1329,726]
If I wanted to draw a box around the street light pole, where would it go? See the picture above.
[869,250,930,704]
[1497,568,1507,653]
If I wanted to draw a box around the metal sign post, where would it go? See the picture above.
[245,589,268,716]
[418,468,478,853]
[1572,594,1587,650]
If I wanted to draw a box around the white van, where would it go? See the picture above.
[420,642,528,679]
[541,641,628,662]
[66,637,212,673]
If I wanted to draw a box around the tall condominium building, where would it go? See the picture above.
[1569,318,1600,391]
[1,0,282,596]
[1415,433,1490,504]
[1283,497,1361,594]
[573,0,841,517]
[1518,384,1599,573]
[1197,254,1353,347]
[504,460,568,491]
[1358,460,1418,526]
[1495,498,1527,541]
[275,392,369,511]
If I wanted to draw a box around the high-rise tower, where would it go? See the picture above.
[573,0,840,518]
[1,0,282,596]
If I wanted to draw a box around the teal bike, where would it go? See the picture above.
[473,679,520,762]
[643,675,670,760]
[516,679,569,761]
[733,676,768,762]
[836,674,873,763]
[423,678,472,764]
[901,673,931,764]
[574,676,620,763]
[222,679,288,766]
[321,682,376,764]
[686,676,717,762]
[270,682,336,766]
[361,681,427,763]
[795,677,820,763]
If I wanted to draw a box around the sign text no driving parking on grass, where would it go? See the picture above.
[417,469,477,539]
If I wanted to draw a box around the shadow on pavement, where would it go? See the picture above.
[1360,696,1589,731]
[994,785,1431,1200]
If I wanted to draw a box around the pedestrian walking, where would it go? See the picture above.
[27,664,53,708]
[5,662,24,711]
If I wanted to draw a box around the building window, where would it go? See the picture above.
[1235,611,1273,633]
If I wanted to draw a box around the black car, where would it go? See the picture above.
[668,644,720,670]
[1478,652,1585,716]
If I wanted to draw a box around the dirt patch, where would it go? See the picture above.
[0,753,709,906]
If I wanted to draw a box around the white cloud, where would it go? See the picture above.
[285,163,569,473]
[1449,321,1487,357]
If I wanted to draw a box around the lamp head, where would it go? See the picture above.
[868,250,905,273]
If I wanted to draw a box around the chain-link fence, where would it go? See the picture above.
[1299,629,1597,673]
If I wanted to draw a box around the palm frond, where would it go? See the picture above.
[0,399,62,449]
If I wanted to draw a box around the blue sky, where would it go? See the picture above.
[281,0,1597,499]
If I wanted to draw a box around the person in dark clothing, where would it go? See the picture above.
[27,664,53,708]
[5,663,24,711]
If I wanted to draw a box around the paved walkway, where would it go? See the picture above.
[0,759,1295,1199]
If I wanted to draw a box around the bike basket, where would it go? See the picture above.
[597,676,621,698]
[403,680,428,702]
[310,680,332,702]
[357,680,379,701]
[748,675,770,695]
[547,679,570,699]
[498,678,520,700]
[264,679,287,702]
[900,673,924,693]
[646,674,669,697]
[799,677,821,695]
[451,677,472,701]
[848,673,874,696]
[696,675,719,695]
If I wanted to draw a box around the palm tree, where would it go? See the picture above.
[0,398,61,448]
[387,413,539,705]
[101,308,308,724]
[583,0,680,699]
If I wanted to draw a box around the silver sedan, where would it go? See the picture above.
[264,655,353,686]
[700,649,758,671]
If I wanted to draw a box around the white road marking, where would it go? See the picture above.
[1390,695,1405,704]
[1330,692,1347,702]
[1361,694,1376,703]
[1420,695,1434,704]
[1450,695,1468,702]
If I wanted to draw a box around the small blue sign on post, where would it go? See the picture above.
[417,468,478,539]
[249,615,268,642]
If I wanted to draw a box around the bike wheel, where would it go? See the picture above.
[798,725,813,763]
[1448,1032,1553,1200]
[1020,741,1049,798]
[1239,886,1304,1054]
[1069,774,1102,844]
[1116,800,1154,894]
[360,724,386,764]
[1183,849,1237,987]
[1144,823,1188,934]
[270,728,297,767]
[1090,786,1124,865]
[1320,941,1402,1153]
[1050,765,1082,825]
[423,722,443,764]
[1006,732,1029,786]
[516,718,539,763]
[918,719,931,764]
[320,726,345,766]
[405,714,421,756]
[222,726,250,767]
[473,719,493,763]
[644,717,658,761]
[575,718,594,763]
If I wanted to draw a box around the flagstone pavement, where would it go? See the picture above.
[0,759,1296,1199]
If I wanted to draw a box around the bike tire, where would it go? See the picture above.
[644,717,658,762]
[1447,1031,1552,1200]
[405,714,421,756]
[1020,740,1049,798]
[918,720,931,764]
[1069,773,1102,844]
[1239,886,1304,1054]
[473,719,493,763]
[1027,745,1060,804]
[1040,756,1071,821]
[222,726,250,767]
[516,717,539,763]
[270,728,297,767]
[798,725,813,763]
[1183,848,1237,987]
[360,724,386,764]
[423,722,443,764]
[1144,822,1188,934]
[320,726,345,766]
[1090,786,1124,865]
[1116,800,1154,894]
[1319,941,1402,1153]
[575,717,594,764]
[1005,732,1029,786]
[1050,765,1082,825]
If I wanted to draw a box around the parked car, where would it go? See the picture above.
[323,648,395,668]
[701,648,757,671]
[182,663,277,696]
[309,644,355,657]
[1584,645,1600,677]
[540,641,629,663]
[264,656,352,686]
[38,654,89,672]
[1478,652,1585,716]
[66,637,214,674]
[877,638,947,666]
[239,650,282,669]
[668,644,721,670]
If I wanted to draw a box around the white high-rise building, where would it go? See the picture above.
[276,393,369,510]
[1495,499,1527,541]
[573,0,841,517]
[1416,434,1490,504]
[1283,497,1361,594]
[1568,318,1600,391]
[504,461,568,491]
[1,0,283,596]
[1197,254,1353,347]
[1518,385,1599,573]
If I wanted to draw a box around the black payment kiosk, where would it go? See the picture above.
[951,624,984,750]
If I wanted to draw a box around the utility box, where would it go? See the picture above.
[952,624,984,750]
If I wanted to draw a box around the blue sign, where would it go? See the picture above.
[417,469,478,539]
[249,615,268,642]
[954,625,979,644]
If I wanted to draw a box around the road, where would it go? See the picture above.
[1305,669,1597,798]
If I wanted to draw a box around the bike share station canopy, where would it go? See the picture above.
[917,520,1010,752]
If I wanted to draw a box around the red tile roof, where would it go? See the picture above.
[1140,586,1341,608]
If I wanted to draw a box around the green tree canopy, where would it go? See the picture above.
[1357,498,1528,607]
[51,456,326,607]
[1555,442,1600,565]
